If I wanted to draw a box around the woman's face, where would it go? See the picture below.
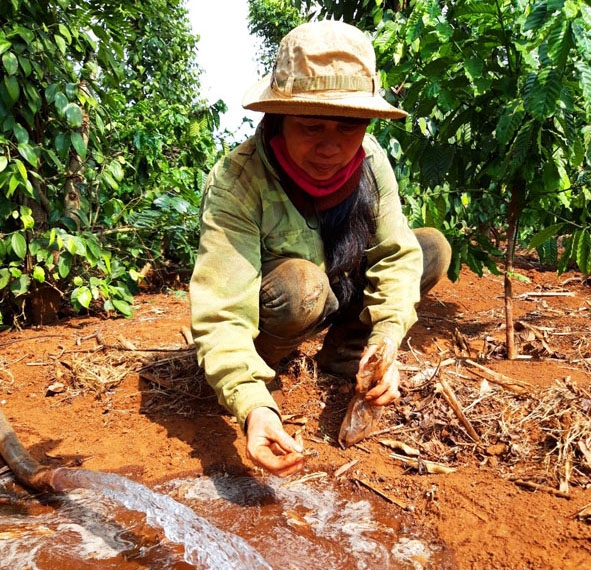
[281,116,368,181]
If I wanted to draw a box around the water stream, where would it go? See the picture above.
[0,470,454,569]
[1,468,272,569]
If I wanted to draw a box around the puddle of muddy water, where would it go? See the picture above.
[0,471,454,569]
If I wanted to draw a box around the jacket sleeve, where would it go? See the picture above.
[189,153,280,431]
[361,135,423,349]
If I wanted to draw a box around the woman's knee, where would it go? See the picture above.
[413,227,452,296]
[260,258,338,334]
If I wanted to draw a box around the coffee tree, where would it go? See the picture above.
[371,0,591,357]
[299,0,591,358]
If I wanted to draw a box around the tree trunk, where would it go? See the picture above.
[63,79,90,229]
[504,184,523,360]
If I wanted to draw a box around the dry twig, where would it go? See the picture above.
[436,377,482,444]
[389,453,456,475]
[465,359,531,394]
[352,477,409,510]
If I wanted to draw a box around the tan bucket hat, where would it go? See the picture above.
[242,21,407,120]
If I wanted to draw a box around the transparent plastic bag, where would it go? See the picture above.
[338,349,383,448]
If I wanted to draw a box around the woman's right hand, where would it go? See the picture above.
[245,407,305,477]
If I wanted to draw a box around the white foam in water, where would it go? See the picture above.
[52,468,273,569]
[0,470,273,570]
[0,491,147,570]
[391,537,436,569]
[163,474,436,570]
[1,472,441,570]
[0,513,124,570]
[56,523,124,560]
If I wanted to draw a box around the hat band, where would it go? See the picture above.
[271,74,379,97]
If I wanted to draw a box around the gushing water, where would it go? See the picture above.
[49,467,272,569]
[1,471,453,569]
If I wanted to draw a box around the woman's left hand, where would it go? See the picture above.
[357,338,400,406]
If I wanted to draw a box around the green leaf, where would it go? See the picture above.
[528,223,565,249]
[19,211,34,230]
[13,26,34,45]
[64,103,83,127]
[4,75,19,104]
[0,39,11,57]
[32,265,45,283]
[54,92,68,114]
[17,142,38,167]
[86,238,102,263]
[505,121,534,175]
[573,20,591,59]
[0,267,9,289]
[58,24,72,43]
[108,160,124,181]
[421,144,455,187]
[2,51,18,75]
[71,131,87,159]
[54,34,66,55]
[10,274,29,296]
[101,170,119,190]
[10,232,27,259]
[14,158,27,181]
[23,81,41,114]
[523,2,550,32]
[13,122,28,144]
[55,133,70,157]
[73,286,93,309]
[0,156,7,172]
[524,68,562,120]
[44,148,63,169]
[495,102,525,147]
[576,62,591,113]
[7,173,19,197]
[546,19,571,66]
[45,83,58,104]
[112,298,133,317]
[58,252,72,278]
[575,229,591,274]
[18,55,31,77]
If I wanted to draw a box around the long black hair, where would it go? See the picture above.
[263,114,379,307]
[319,164,378,307]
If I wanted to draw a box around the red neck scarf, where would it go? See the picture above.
[270,134,366,198]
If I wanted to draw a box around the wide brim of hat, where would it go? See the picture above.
[242,75,408,120]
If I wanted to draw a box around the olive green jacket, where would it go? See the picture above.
[190,125,422,430]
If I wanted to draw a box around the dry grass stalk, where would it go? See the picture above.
[389,452,456,474]
[511,478,571,499]
[465,359,531,394]
[577,503,591,521]
[379,439,420,456]
[377,353,591,489]
[334,459,359,478]
[352,477,409,510]
[436,378,482,444]
[517,291,575,298]
[518,379,591,489]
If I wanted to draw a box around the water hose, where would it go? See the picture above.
[0,408,57,492]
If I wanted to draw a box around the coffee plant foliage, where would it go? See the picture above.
[294,0,591,279]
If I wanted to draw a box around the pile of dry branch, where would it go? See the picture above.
[379,353,591,496]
